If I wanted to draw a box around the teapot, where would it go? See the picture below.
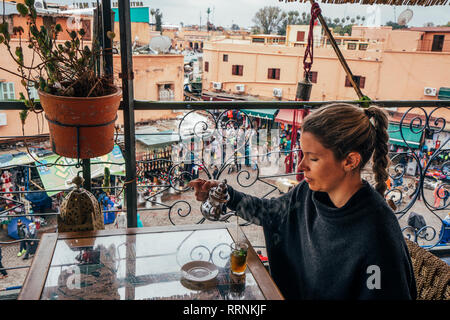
[200,179,234,221]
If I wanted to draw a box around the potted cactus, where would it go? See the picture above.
[0,0,121,159]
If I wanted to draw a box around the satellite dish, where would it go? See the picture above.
[397,9,413,26]
[149,36,172,54]
[34,0,44,9]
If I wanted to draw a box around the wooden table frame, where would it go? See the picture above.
[18,223,284,300]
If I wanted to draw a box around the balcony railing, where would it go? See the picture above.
[0,99,449,300]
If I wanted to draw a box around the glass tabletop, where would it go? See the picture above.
[40,228,266,300]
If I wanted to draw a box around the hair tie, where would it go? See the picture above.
[364,109,376,126]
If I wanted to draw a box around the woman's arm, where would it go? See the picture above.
[226,184,298,227]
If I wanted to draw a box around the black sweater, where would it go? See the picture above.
[226,180,417,300]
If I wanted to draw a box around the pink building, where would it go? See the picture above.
[202,26,449,103]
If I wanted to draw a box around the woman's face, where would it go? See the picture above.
[298,132,347,194]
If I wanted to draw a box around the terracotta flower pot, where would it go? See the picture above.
[38,88,122,159]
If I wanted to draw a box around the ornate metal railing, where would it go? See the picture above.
[0,101,449,299]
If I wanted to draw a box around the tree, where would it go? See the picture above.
[154,9,163,32]
[252,6,284,34]
[231,23,240,31]
[278,10,303,35]
[385,21,407,29]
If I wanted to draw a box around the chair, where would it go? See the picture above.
[405,238,450,300]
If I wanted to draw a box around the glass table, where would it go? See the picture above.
[18,224,283,300]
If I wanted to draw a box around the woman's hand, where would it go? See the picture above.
[188,179,220,201]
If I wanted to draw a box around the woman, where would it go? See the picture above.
[189,104,416,300]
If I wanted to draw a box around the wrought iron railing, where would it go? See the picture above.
[0,100,449,299]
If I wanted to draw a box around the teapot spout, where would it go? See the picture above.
[218,212,236,221]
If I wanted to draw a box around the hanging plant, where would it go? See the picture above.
[0,0,121,159]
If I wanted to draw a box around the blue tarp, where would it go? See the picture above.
[7,217,32,240]
[439,219,450,244]
[25,192,52,212]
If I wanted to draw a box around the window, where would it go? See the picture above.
[204,61,209,72]
[252,37,265,43]
[232,65,243,76]
[305,71,318,83]
[345,75,366,89]
[27,82,39,100]
[158,83,175,101]
[296,31,305,42]
[359,43,368,51]
[0,82,15,100]
[431,35,445,52]
[267,68,280,80]
[347,43,357,50]
[223,54,228,62]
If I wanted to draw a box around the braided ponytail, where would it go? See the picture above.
[365,106,390,196]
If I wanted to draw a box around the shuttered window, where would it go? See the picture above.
[305,71,318,83]
[232,65,244,76]
[345,75,365,89]
[268,68,280,80]
[296,31,305,42]
[0,82,15,100]
[204,61,209,72]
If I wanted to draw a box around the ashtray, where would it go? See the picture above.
[181,261,219,283]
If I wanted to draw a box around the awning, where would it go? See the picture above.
[241,109,279,120]
[438,87,450,100]
[388,123,423,148]
[274,109,308,126]
[36,145,125,196]
[135,130,180,147]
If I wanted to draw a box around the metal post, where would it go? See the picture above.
[102,0,114,76]
[118,0,138,228]
[82,159,91,191]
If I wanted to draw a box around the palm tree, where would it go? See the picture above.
[351,18,355,24]
[334,18,340,24]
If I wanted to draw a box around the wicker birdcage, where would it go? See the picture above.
[405,239,450,300]
[57,176,105,233]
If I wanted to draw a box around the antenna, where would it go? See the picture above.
[397,9,413,26]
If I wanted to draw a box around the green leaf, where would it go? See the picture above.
[20,110,28,124]
[0,35,4,44]
[16,3,29,17]
[106,31,115,40]
[0,23,8,35]
[25,0,35,7]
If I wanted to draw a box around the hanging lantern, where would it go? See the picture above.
[296,74,313,102]
[58,175,105,233]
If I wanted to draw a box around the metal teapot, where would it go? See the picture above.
[200,179,234,221]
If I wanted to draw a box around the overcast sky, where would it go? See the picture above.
[149,0,449,28]
[58,1,449,28]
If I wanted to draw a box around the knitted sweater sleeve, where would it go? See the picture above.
[225,183,301,226]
